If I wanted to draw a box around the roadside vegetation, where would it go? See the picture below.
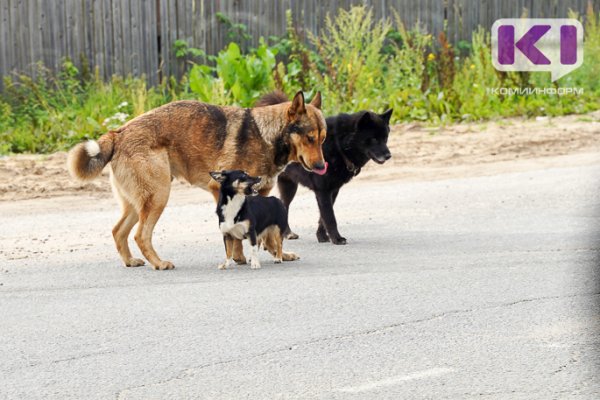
[1,5,599,154]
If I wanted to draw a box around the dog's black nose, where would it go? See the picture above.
[312,161,325,171]
[384,152,392,160]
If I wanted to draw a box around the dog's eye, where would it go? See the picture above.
[307,136,316,144]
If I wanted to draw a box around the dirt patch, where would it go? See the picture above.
[1,112,599,202]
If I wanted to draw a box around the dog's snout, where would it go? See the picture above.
[384,152,392,160]
[313,161,325,171]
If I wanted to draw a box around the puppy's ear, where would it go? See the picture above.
[380,108,393,124]
[356,112,373,130]
[309,91,322,110]
[288,91,306,118]
[209,171,226,183]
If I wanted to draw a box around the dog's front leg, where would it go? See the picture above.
[248,229,261,269]
[315,190,346,245]
[210,179,246,264]
[277,175,300,240]
[231,239,247,264]
[218,235,234,270]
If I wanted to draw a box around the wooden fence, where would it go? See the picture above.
[1,0,598,90]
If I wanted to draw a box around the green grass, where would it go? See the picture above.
[1,5,600,155]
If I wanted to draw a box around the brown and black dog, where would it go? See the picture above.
[67,91,326,270]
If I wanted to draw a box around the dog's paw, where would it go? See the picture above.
[250,258,262,269]
[331,236,347,245]
[125,258,145,267]
[286,231,299,240]
[153,260,175,270]
[273,257,283,264]
[282,251,300,261]
[218,262,227,270]
[316,230,330,243]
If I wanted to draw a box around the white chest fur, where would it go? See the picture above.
[219,194,250,239]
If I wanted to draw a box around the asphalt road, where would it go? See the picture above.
[1,160,600,399]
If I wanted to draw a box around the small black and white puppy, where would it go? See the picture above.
[210,170,299,269]
[256,91,392,245]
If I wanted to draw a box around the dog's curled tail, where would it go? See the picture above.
[255,90,289,107]
[67,131,116,181]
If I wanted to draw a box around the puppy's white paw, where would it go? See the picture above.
[218,258,233,270]
[250,258,262,269]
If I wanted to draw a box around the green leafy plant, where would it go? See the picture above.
[309,6,391,114]
[188,39,277,106]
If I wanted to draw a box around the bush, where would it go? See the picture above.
[188,40,277,106]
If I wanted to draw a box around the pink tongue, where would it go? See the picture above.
[313,161,328,175]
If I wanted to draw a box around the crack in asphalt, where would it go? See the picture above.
[113,291,600,399]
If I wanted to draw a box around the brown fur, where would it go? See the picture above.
[257,225,299,263]
[254,90,290,107]
[67,91,324,270]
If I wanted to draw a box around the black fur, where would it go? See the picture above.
[273,135,291,168]
[236,108,262,157]
[202,104,228,150]
[212,170,289,248]
[278,109,393,245]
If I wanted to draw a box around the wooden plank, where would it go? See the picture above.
[102,0,113,78]
[82,0,93,73]
[28,0,42,77]
[17,0,31,75]
[120,0,132,76]
[146,0,159,85]
[158,0,170,78]
[140,0,150,80]
[131,0,142,77]
[168,0,177,75]
[92,0,104,79]
[8,0,18,73]
[0,0,8,87]
[52,0,64,71]
[111,0,123,76]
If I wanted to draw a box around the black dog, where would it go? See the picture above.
[210,170,299,269]
[256,91,392,245]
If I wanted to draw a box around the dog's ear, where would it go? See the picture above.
[309,91,322,110]
[380,108,393,124]
[288,91,306,118]
[356,112,373,130]
[209,171,226,183]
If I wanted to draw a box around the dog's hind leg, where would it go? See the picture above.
[135,188,172,270]
[315,189,346,245]
[120,153,174,271]
[277,175,300,240]
[112,203,144,267]
[263,227,299,262]
[111,172,144,267]
[262,231,281,263]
